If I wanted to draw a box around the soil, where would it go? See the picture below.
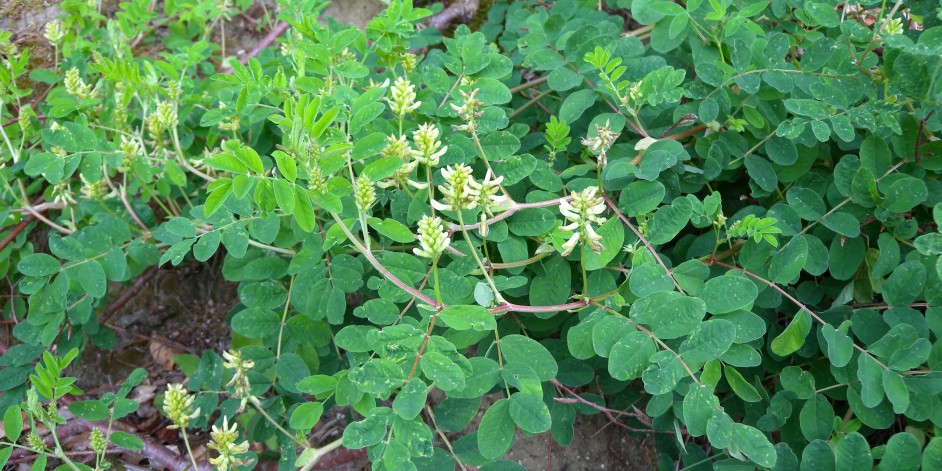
[3,1,658,469]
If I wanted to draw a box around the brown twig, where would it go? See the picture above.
[0,214,36,252]
[219,22,290,74]
[100,267,160,323]
[425,0,480,31]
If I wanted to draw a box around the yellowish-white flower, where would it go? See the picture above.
[354,174,377,213]
[162,383,199,430]
[412,123,447,167]
[884,17,904,36]
[559,186,607,256]
[581,120,619,168]
[450,88,483,122]
[388,76,420,116]
[431,164,479,212]
[64,68,97,100]
[414,215,451,259]
[208,416,250,471]
[43,20,64,45]
[222,349,255,411]
[156,101,178,129]
[469,170,510,237]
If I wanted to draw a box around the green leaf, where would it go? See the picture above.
[421,352,466,391]
[608,331,655,380]
[679,319,736,364]
[273,179,296,214]
[771,311,812,357]
[630,291,706,339]
[273,151,297,182]
[882,369,909,414]
[478,399,514,459]
[289,402,324,432]
[438,305,497,331]
[368,218,415,243]
[780,366,816,399]
[857,354,885,408]
[922,438,942,471]
[699,275,758,314]
[559,89,596,124]
[881,433,921,471]
[646,197,691,244]
[109,431,144,450]
[508,392,552,434]
[3,406,22,442]
[507,208,555,236]
[768,236,808,284]
[75,261,107,298]
[18,253,61,277]
[393,379,427,420]
[501,335,557,381]
[362,157,403,181]
[231,308,280,338]
[618,180,665,217]
[836,433,873,471]
[629,263,673,297]
[583,218,624,271]
[725,365,761,402]
[733,424,777,468]
[820,212,861,238]
[683,385,719,437]
[821,323,854,367]
[68,400,110,421]
[799,395,834,441]
[882,261,926,307]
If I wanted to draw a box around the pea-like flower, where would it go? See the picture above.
[354,174,377,213]
[208,416,250,471]
[450,88,483,124]
[412,123,447,167]
[431,164,479,212]
[43,20,64,45]
[163,383,200,430]
[559,186,607,256]
[413,215,451,259]
[469,170,510,237]
[156,101,178,129]
[64,68,96,100]
[884,17,904,36]
[388,76,421,117]
[581,120,619,168]
[222,349,255,411]
[90,428,107,453]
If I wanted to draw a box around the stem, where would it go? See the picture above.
[276,276,296,359]
[180,430,200,471]
[456,211,504,304]
[253,400,310,449]
[50,426,82,471]
[580,244,589,297]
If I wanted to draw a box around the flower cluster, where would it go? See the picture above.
[64,68,97,100]
[432,164,478,212]
[450,88,484,125]
[222,350,255,411]
[412,123,447,167]
[388,77,420,117]
[208,416,250,471]
[581,120,619,168]
[559,186,607,256]
[470,170,509,237]
[162,383,199,429]
[354,174,377,213]
[414,215,451,259]
[90,428,107,453]
[43,20,64,45]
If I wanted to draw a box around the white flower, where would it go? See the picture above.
[388,76,420,116]
[43,20,64,45]
[414,215,451,259]
[559,186,607,256]
[581,120,619,167]
[450,88,483,121]
[469,170,510,237]
[412,123,447,167]
[431,164,479,212]
[353,174,377,213]
[162,384,199,429]
[222,349,255,411]
[209,416,250,471]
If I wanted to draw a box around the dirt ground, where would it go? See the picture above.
[2,0,659,469]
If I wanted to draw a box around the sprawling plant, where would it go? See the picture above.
[3,0,942,469]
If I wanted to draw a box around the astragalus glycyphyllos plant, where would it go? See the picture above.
[4,0,942,469]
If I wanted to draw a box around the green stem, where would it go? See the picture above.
[180,429,200,471]
[456,211,503,304]
[253,400,310,449]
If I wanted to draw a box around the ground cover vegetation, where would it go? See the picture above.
[2,0,942,469]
